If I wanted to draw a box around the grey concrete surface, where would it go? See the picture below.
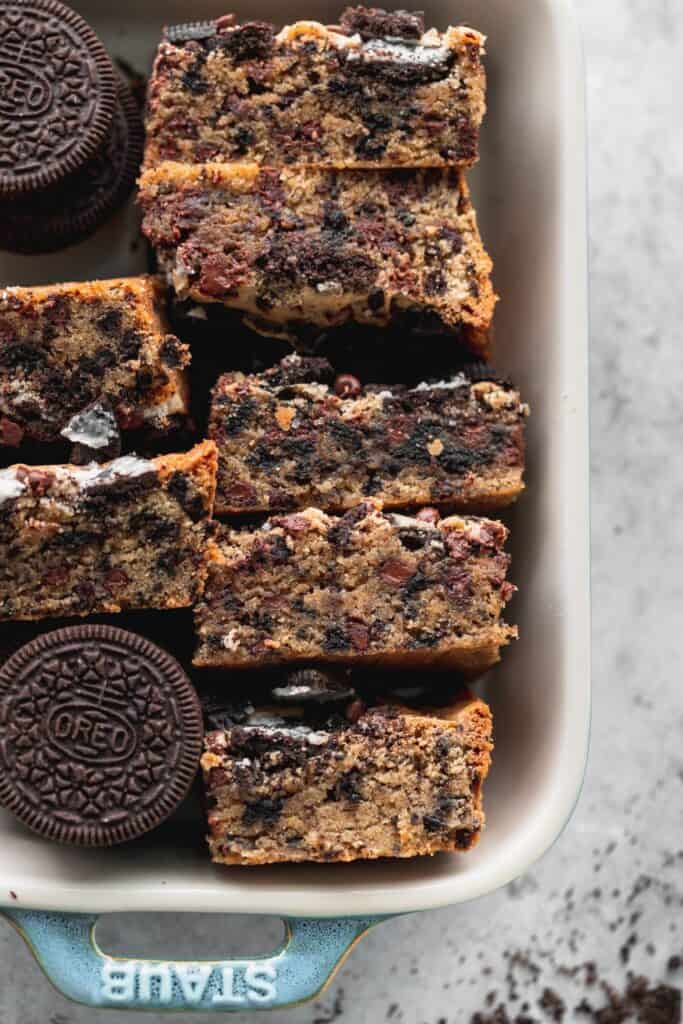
[1,1,681,1021]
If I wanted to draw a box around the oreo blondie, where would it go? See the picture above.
[202,691,493,865]
[139,163,495,351]
[0,277,189,447]
[209,355,527,515]
[194,500,516,675]
[144,7,486,170]
[0,440,217,621]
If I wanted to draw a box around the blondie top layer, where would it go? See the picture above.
[0,440,217,622]
[194,500,516,675]
[139,163,495,353]
[144,7,486,170]
[202,695,493,865]
[209,355,527,516]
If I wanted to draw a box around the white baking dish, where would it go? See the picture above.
[0,0,589,1010]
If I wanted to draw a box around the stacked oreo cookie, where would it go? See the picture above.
[0,0,143,252]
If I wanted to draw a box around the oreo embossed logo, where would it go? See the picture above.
[0,626,203,846]
[0,61,53,118]
[46,702,137,764]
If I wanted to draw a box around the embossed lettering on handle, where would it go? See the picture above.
[1,910,386,1011]
[100,960,278,1007]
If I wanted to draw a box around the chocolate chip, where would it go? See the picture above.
[380,556,415,586]
[348,621,370,652]
[96,309,123,336]
[334,374,362,398]
[0,416,24,446]
[103,569,129,592]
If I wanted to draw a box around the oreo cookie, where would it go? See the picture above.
[164,19,217,44]
[271,668,356,705]
[0,76,143,253]
[0,625,203,846]
[61,398,122,464]
[0,0,117,196]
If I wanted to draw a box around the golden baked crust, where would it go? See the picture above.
[0,275,190,445]
[0,440,217,621]
[194,501,516,674]
[144,11,486,170]
[139,163,495,353]
[209,356,527,515]
[202,695,493,865]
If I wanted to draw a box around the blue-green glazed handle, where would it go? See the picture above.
[1,909,387,1011]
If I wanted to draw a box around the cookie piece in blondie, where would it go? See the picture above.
[209,355,528,515]
[0,440,217,622]
[0,276,190,447]
[138,163,495,353]
[194,501,516,675]
[144,8,485,170]
[201,694,493,865]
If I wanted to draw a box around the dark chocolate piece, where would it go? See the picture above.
[0,625,203,846]
[0,0,117,196]
[339,6,425,40]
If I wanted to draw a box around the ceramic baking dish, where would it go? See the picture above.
[0,0,589,1011]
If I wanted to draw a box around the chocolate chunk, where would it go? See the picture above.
[345,38,454,86]
[0,0,117,196]
[0,625,203,847]
[218,22,274,61]
[0,416,23,447]
[339,6,425,41]
[334,373,362,398]
[61,399,122,464]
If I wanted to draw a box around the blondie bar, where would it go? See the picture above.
[194,501,516,674]
[0,277,190,446]
[201,694,493,864]
[209,355,527,515]
[144,7,486,170]
[139,163,495,351]
[0,440,217,622]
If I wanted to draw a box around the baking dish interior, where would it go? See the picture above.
[0,0,589,917]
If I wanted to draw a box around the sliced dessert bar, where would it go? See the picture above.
[144,7,485,171]
[194,501,516,674]
[0,276,190,447]
[201,694,493,865]
[139,163,495,353]
[209,355,528,515]
[0,440,217,622]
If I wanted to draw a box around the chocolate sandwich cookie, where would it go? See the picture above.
[0,625,203,846]
[0,0,117,196]
[0,76,143,253]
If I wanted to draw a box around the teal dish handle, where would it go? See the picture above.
[1,909,387,1011]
